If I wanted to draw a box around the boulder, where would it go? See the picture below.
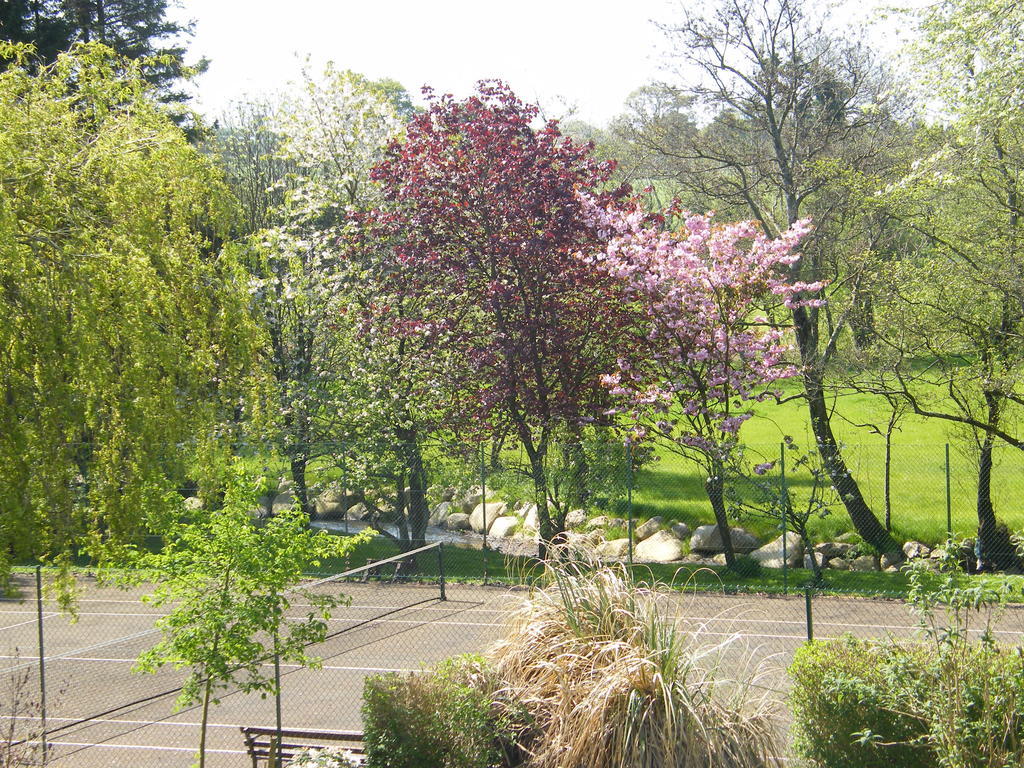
[828,558,851,571]
[488,516,519,538]
[597,538,631,559]
[277,478,295,496]
[836,532,860,544]
[751,532,804,568]
[635,517,664,542]
[459,486,486,513]
[440,486,456,503]
[586,515,612,530]
[635,530,685,563]
[930,547,947,560]
[428,501,454,527]
[346,502,370,521]
[902,540,931,560]
[444,512,472,531]
[565,509,588,529]
[815,541,855,560]
[851,555,877,572]
[671,522,691,541]
[183,496,203,512]
[271,491,296,515]
[803,554,818,569]
[252,494,273,519]
[690,524,760,554]
[880,551,904,570]
[521,503,539,532]
[470,501,507,534]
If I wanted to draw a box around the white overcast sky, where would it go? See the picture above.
[172,0,906,126]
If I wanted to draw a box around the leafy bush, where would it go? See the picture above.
[789,638,931,768]
[728,554,763,578]
[790,546,1024,768]
[362,655,513,768]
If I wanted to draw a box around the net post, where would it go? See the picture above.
[804,584,814,642]
[35,565,47,761]
[437,543,446,601]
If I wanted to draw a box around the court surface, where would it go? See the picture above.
[2,571,1022,767]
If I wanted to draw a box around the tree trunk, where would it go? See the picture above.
[884,430,892,532]
[401,438,429,563]
[976,397,1019,571]
[794,306,895,553]
[705,465,735,568]
[289,454,311,519]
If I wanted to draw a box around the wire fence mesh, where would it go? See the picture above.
[6,439,1024,765]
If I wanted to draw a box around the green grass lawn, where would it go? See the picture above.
[629,385,1024,548]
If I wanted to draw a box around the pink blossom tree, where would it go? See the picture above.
[582,194,819,567]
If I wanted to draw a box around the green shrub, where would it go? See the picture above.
[789,637,930,768]
[789,634,1024,768]
[361,655,511,768]
[728,553,763,578]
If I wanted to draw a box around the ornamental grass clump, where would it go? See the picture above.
[488,559,781,768]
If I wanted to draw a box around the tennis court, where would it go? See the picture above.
[3,563,1024,767]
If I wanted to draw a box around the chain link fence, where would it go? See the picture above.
[5,439,1024,764]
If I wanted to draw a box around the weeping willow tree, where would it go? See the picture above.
[0,42,261,594]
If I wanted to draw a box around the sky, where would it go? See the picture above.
[172,0,904,127]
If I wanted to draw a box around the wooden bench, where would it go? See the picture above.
[239,726,365,767]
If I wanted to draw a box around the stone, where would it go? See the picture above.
[597,538,631,559]
[751,532,804,569]
[428,501,453,527]
[521,503,539,531]
[252,494,273,519]
[815,541,855,560]
[836,532,860,544]
[880,551,904,570]
[440,486,456,502]
[183,496,203,511]
[851,555,877,572]
[711,553,728,565]
[459,486,486,513]
[346,502,370,521]
[470,501,507,534]
[635,517,664,542]
[271,491,296,515]
[277,478,295,496]
[635,530,685,563]
[885,565,900,573]
[586,515,612,530]
[488,516,519,538]
[565,509,588,529]
[444,512,472,531]
[930,547,947,560]
[803,554,818,569]
[671,522,691,541]
[828,558,851,571]
[689,524,760,554]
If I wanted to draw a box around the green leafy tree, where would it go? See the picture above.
[0,43,259,593]
[133,462,370,768]
[0,0,206,110]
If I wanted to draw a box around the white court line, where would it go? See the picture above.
[0,656,420,672]
[46,740,245,755]
[0,613,58,631]
[7,609,1020,638]
[11,715,353,730]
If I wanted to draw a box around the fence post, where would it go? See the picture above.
[627,443,634,567]
[804,585,814,642]
[273,635,283,768]
[437,544,446,601]
[779,443,788,595]
[341,440,349,536]
[35,566,47,761]
[480,443,488,585]
[945,443,952,539]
